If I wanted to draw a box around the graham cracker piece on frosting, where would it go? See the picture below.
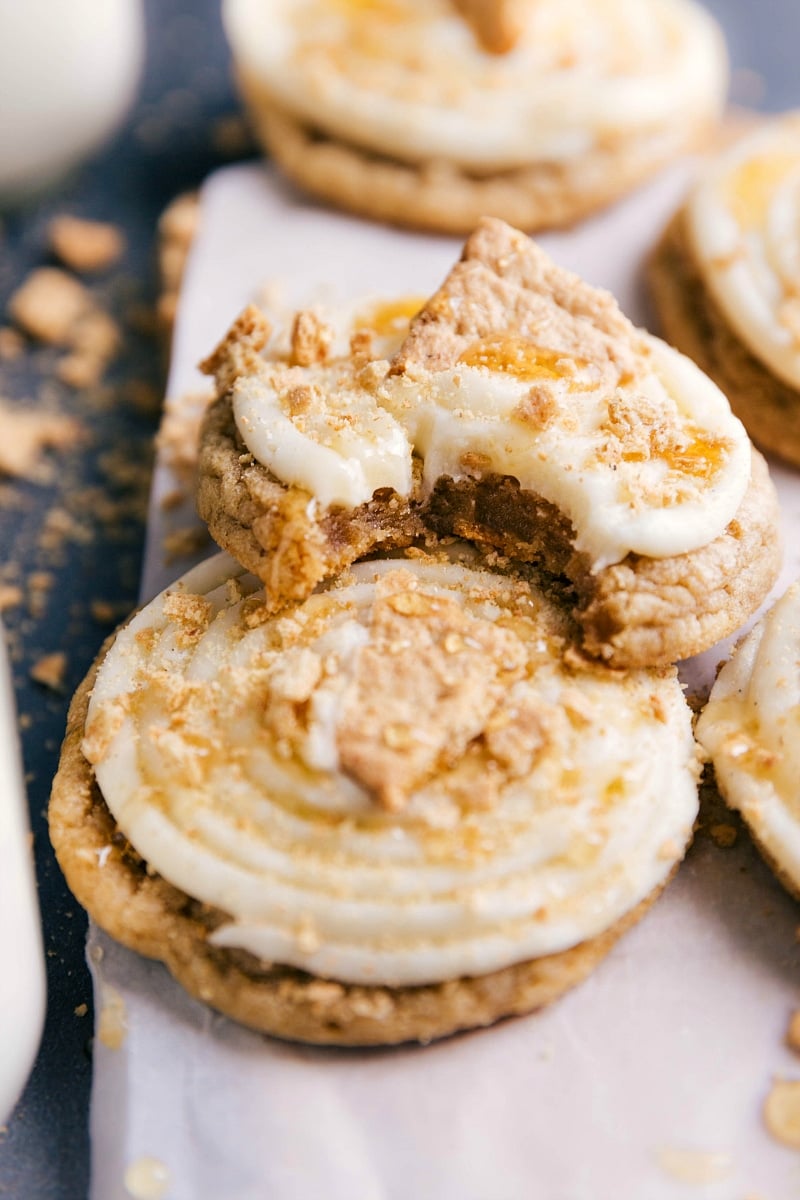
[389,217,636,384]
[451,0,530,54]
[336,569,527,811]
[200,304,272,395]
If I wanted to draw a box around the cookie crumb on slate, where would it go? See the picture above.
[8,267,120,387]
[0,400,83,481]
[49,215,126,274]
[30,651,67,691]
[709,822,738,849]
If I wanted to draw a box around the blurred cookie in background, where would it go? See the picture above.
[648,112,800,467]
[223,0,728,233]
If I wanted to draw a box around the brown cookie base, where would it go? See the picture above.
[50,642,678,1047]
[239,74,714,235]
[648,210,800,468]
[198,393,781,668]
[196,394,427,607]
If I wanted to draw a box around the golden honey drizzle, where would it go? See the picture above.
[327,0,408,18]
[726,153,799,231]
[623,429,729,480]
[458,335,585,384]
[357,295,426,337]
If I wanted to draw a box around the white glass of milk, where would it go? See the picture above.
[0,621,45,1123]
[0,0,145,203]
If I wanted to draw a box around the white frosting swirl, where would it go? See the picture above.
[223,0,726,171]
[687,113,800,390]
[85,552,699,987]
[697,581,800,888]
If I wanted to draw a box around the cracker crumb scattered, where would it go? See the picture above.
[0,326,24,361]
[8,267,120,386]
[155,388,214,488]
[0,400,83,481]
[74,1003,88,1018]
[200,305,271,394]
[97,983,127,1050]
[0,584,23,612]
[786,1010,800,1055]
[162,525,211,563]
[210,113,253,158]
[9,268,94,344]
[49,215,126,273]
[82,696,130,764]
[162,591,213,647]
[157,192,200,333]
[90,599,123,624]
[764,1078,800,1148]
[709,822,738,849]
[30,651,67,691]
[290,310,334,367]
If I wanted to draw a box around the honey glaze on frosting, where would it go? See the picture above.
[224,223,751,571]
[84,551,700,987]
[687,113,800,390]
[223,0,726,170]
[696,581,800,887]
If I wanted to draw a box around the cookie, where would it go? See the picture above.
[223,0,727,233]
[197,217,781,668]
[50,550,700,1045]
[648,113,800,467]
[696,581,800,901]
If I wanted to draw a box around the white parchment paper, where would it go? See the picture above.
[90,163,800,1200]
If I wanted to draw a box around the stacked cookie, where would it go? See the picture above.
[50,220,783,1045]
[222,0,728,232]
[649,111,800,467]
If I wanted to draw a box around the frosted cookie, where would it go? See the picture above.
[222,0,727,233]
[649,112,800,466]
[197,218,781,668]
[50,549,700,1045]
[696,582,800,900]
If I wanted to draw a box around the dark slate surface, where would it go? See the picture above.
[0,2,796,1196]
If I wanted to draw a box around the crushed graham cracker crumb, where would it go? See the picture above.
[0,585,23,612]
[709,822,738,849]
[0,400,83,482]
[30,651,67,691]
[154,387,214,490]
[0,326,24,361]
[82,696,130,764]
[49,215,126,273]
[200,305,271,395]
[162,592,213,647]
[290,310,334,367]
[9,268,94,344]
[786,1011,800,1055]
[8,267,120,386]
[162,525,211,563]
[764,1079,800,1148]
[97,983,127,1050]
[335,570,527,810]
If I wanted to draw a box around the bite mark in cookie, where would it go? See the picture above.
[197,218,779,667]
